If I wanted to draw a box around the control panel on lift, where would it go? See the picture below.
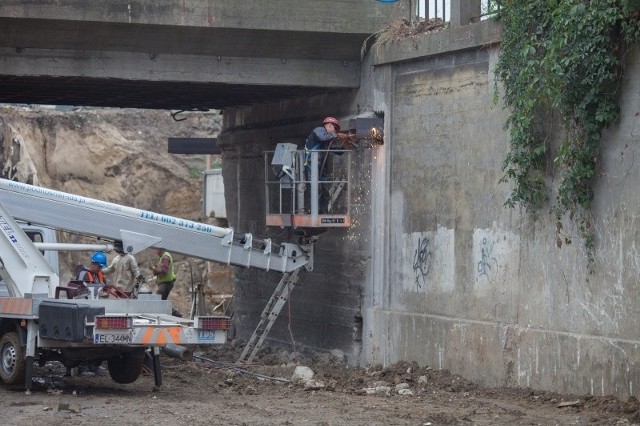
[265,117,383,232]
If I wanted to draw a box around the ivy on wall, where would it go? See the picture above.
[494,0,640,264]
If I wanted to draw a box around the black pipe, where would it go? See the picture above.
[162,344,193,361]
[24,356,33,394]
[152,350,162,387]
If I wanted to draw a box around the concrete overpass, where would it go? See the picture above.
[0,0,394,110]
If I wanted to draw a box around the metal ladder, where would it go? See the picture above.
[327,179,347,212]
[190,283,207,319]
[237,269,300,363]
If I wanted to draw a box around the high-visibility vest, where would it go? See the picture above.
[80,269,105,284]
[156,251,176,283]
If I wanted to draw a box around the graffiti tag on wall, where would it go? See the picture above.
[413,236,431,292]
[477,236,498,282]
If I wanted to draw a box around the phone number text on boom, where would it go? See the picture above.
[139,211,214,233]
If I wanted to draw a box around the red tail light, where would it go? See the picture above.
[195,316,230,330]
[94,316,133,330]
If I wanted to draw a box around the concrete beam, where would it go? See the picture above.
[0,0,394,108]
[0,47,359,88]
[371,19,501,66]
[0,0,392,34]
[0,17,374,61]
[168,138,221,155]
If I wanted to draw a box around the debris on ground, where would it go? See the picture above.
[2,342,640,425]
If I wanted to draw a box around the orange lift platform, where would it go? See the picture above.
[265,117,383,233]
[265,143,352,230]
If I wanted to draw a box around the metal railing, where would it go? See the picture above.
[416,0,450,21]
[414,0,500,22]
[265,148,352,219]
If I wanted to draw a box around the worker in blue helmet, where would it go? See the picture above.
[69,251,108,377]
[77,251,107,284]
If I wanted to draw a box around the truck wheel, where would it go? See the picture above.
[0,332,25,385]
[107,350,145,384]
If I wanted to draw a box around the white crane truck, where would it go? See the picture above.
[0,178,311,392]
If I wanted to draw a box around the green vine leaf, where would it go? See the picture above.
[494,0,640,266]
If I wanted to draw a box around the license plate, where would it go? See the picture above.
[94,333,132,344]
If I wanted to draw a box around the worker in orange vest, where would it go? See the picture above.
[76,251,107,284]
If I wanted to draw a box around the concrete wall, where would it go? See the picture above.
[220,17,640,400]
[365,20,640,399]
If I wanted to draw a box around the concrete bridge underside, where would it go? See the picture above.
[0,0,393,109]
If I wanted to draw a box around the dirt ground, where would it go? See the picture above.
[1,344,639,426]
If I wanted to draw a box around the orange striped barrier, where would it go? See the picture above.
[167,327,182,343]
[140,327,155,344]
[0,298,32,315]
[134,327,187,345]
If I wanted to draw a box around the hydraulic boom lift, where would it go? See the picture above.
[0,178,312,391]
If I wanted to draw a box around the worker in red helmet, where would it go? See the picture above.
[303,117,352,213]
[304,116,352,165]
[305,117,344,151]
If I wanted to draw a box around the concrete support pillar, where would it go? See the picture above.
[450,0,481,28]
[409,0,416,26]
